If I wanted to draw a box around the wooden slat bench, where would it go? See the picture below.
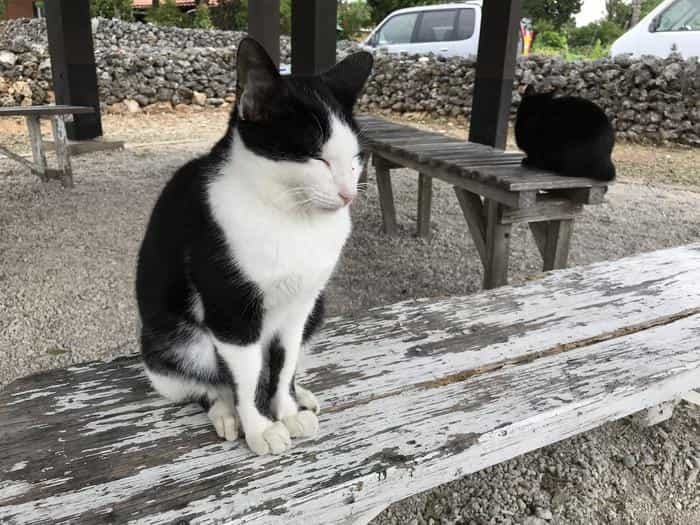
[0,105,93,188]
[2,244,699,524]
[358,115,611,289]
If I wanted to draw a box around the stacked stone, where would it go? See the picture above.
[1,17,698,145]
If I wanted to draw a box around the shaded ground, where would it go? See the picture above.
[0,108,698,524]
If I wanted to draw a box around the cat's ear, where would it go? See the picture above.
[522,84,536,96]
[236,37,281,121]
[322,51,374,109]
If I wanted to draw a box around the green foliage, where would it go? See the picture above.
[280,0,292,35]
[146,0,188,27]
[90,0,133,20]
[365,0,443,25]
[338,0,371,39]
[568,20,625,48]
[606,0,631,28]
[641,0,664,18]
[523,0,582,29]
[193,3,213,29]
[538,30,568,50]
[0,0,6,18]
[211,0,247,31]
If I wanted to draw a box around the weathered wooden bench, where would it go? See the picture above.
[358,115,611,289]
[2,244,699,524]
[0,105,93,188]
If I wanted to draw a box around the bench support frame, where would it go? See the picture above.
[1,114,74,187]
[374,154,582,288]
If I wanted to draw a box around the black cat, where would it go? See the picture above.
[515,86,616,181]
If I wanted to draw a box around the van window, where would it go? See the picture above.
[655,0,700,32]
[415,10,458,42]
[456,8,476,40]
[376,13,419,45]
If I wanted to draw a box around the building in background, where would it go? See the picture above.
[2,0,38,19]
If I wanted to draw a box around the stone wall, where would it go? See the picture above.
[1,17,698,145]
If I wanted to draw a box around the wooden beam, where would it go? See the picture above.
[416,173,432,238]
[468,0,522,149]
[291,0,337,75]
[248,0,281,67]
[374,156,398,235]
[483,199,512,289]
[44,0,103,141]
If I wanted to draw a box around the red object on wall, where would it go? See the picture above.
[3,0,35,19]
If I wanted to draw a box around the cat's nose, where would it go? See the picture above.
[338,188,354,205]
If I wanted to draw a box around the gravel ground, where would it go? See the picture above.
[1,109,699,523]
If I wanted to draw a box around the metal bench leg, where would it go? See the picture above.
[483,199,511,289]
[530,219,573,271]
[50,115,74,188]
[416,172,432,238]
[374,157,397,235]
[26,115,48,182]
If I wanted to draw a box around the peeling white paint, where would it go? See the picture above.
[1,244,699,525]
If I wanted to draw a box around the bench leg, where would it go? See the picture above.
[454,187,487,267]
[530,219,573,271]
[416,172,432,238]
[483,199,512,289]
[633,400,678,427]
[374,157,397,235]
[50,115,74,188]
[26,115,48,182]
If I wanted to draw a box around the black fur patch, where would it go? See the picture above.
[515,89,616,181]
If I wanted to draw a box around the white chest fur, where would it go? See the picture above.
[207,165,351,312]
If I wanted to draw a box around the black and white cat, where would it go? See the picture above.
[136,38,373,455]
[515,85,616,181]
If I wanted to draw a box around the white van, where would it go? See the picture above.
[611,0,700,58]
[360,2,483,58]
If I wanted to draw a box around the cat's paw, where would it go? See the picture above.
[208,399,239,441]
[282,410,319,438]
[295,385,320,415]
[246,421,292,455]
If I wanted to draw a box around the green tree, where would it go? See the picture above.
[211,0,247,31]
[569,19,625,48]
[641,0,663,18]
[606,0,631,28]
[90,0,133,20]
[365,0,443,25]
[193,2,213,29]
[146,0,188,27]
[280,0,292,35]
[522,0,583,29]
[338,0,371,39]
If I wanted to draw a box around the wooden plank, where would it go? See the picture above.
[416,173,432,238]
[2,314,698,524]
[454,187,487,266]
[50,115,73,188]
[501,200,582,224]
[373,149,532,209]
[550,186,608,205]
[0,105,94,117]
[483,199,512,288]
[374,157,397,234]
[478,166,609,191]
[25,116,47,182]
